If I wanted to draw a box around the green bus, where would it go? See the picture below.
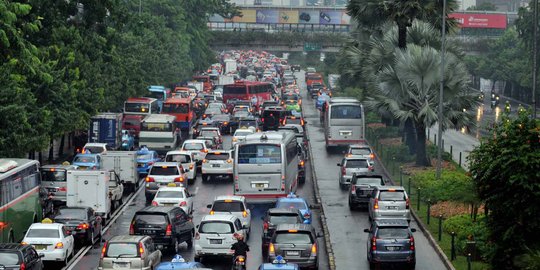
[0,159,42,243]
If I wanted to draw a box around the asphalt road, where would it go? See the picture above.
[66,132,329,269]
[296,71,448,270]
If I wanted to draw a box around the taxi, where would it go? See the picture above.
[155,255,210,269]
[151,185,194,214]
[136,147,161,176]
[275,194,312,224]
[71,152,101,170]
[258,256,299,270]
[22,219,75,265]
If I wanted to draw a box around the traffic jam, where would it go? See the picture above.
[0,50,416,270]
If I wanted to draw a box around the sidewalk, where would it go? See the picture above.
[426,126,480,171]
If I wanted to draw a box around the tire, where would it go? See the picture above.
[349,201,355,211]
[202,174,208,182]
[194,256,201,262]
[87,230,95,245]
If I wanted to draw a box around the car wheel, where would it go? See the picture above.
[88,230,95,245]
[349,201,355,211]
[194,256,202,263]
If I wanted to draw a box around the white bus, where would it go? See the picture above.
[324,97,366,149]
[139,114,179,154]
[233,131,299,203]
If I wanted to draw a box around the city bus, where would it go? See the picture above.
[162,97,196,131]
[324,97,366,149]
[146,85,171,112]
[123,97,159,138]
[223,81,274,111]
[233,131,298,203]
[139,114,180,154]
[0,159,42,243]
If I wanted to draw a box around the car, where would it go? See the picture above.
[202,106,223,119]
[337,157,374,189]
[267,224,319,269]
[120,130,136,151]
[0,243,44,270]
[82,143,108,154]
[262,107,289,131]
[194,214,248,262]
[151,185,194,214]
[206,195,251,235]
[275,194,312,224]
[192,119,216,138]
[283,100,301,116]
[306,67,316,73]
[72,153,101,170]
[260,101,280,114]
[98,235,162,270]
[210,113,232,134]
[346,144,376,165]
[53,207,103,245]
[282,116,305,126]
[144,162,189,201]
[368,186,411,223]
[238,117,261,132]
[201,150,233,182]
[278,124,305,140]
[136,147,161,176]
[261,208,306,256]
[156,260,210,270]
[180,140,209,167]
[364,219,416,269]
[165,151,197,184]
[349,174,386,210]
[198,127,223,146]
[259,255,300,270]
[40,164,78,205]
[21,221,75,266]
[196,136,220,150]
[130,206,194,253]
[232,127,256,147]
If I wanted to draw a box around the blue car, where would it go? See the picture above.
[258,255,300,270]
[276,193,312,224]
[121,130,135,150]
[155,255,208,269]
[136,147,161,176]
[72,153,101,170]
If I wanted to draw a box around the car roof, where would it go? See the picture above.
[376,186,406,191]
[108,235,147,243]
[200,127,219,130]
[201,214,238,222]
[166,150,192,156]
[157,186,187,192]
[349,144,370,148]
[214,195,245,202]
[136,206,179,214]
[183,139,207,144]
[0,243,27,251]
[374,219,410,227]
[151,162,180,167]
[84,143,107,147]
[29,223,63,230]
[344,156,369,161]
[267,208,302,215]
[275,223,313,232]
[41,164,77,170]
[207,150,231,155]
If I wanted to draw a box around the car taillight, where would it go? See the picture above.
[202,149,208,153]
[129,223,135,235]
[147,161,154,166]
[227,159,233,163]
[281,183,285,191]
[242,211,248,218]
[165,224,172,236]
[410,236,415,250]
[58,187,67,192]
[269,243,275,256]
[174,177,184,182]
[101,242,108,258]
[151,201,158,206]
[299,160,305,167]
[304,213,311,220]
[210,210,215,215]
[20,263,26,270]
[139,242,145,255]
[341,166,346,176]
[55,242,64,249]
[263,221,269,233]
[374,198,379,209]
[179,201,187,206]
[195,232,200,240]
[189,164,194,170]
[311,243,317,256]
[145,177,155,182]
[406,198,410,209]
[351,185,356,193]
[77,223,89,230]
[371,236,377,251]
[369,165,374,172]
[370,153,375,160]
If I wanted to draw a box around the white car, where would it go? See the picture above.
[232,128,255,147]
[207,195,251,235]
[346,144,375,165]
[181,139,209,167]
[144,162,189,201]
[82,143,108,154]
[165,150,197,184]
[201,151,233,182]
[22,222,75,265]
[194,214,248,262]
[151,185,194,214]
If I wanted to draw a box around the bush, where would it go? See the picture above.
[371,126,399,139]
[365,112,380,124]
[426,143,453,161]
[383,143,415,163]
[443,214,492,260]
[412,170,477,204]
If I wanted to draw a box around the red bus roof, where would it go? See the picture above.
[126,97,157,103]
[174,87,191,92]
[228,81,273,86]
[164,97,191,104]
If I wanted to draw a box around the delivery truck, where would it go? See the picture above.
[88,112,123,150]
[224,58,237,74]
[101,151,139,193]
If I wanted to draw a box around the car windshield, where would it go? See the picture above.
[350,148,371,155]
[56,208,87,220]
[235,131,252,136]
[212,201,244,212]
[84,146,104,153]
[379,191,406,201]
[73,156,96,163]
[377,227,410,239]
[41,170,66,182]
[346,160,369,168]
[166,154,190,163]
[106,243,138,258]
[285,118,302,125]
[0,252,20,264]
[277,201,307,210]
[234,111,250,118]
[26,228,59,238]
[206,153,229,160]
[135,214,167,225]
[275,232,312,244]
[156,190,184,198]
[183,143,204,150]
[269,214,301,225]
[354,177,384,186]
[199,221,234,234]
[137,153,153,160]
[149,166,179,175]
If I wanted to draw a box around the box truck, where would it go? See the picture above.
[101,151,139,193]
[88,112,123,150]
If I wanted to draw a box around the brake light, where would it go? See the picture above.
[242,211,248,218]
[151,201,158,206]
[174,177,184,182]
[238,256,245,262]
[410,236,415,250]
[101,242,108,258]
[304,213,311,220]
[227,159,232,163]
[20,263,26,270]
[374,198,379,209]
[202,159,207,163]
[77,223,89,230]
[341,166,346,176]
[311,243,317,255]
[406,198,410,209]
[58,187,67,192]
[263,221,269,234]
[139,242,145,255]
[203,149,208,153]
[195,232,200,240]
[269,243,275,256]
[147,161,154,166]
[281,183,285,191]
[370,153,375,160]
[299,160,305,167]
[179,201,187,206]
[351,185,356,193]
[145,177,155,182]
[129,223,134,234]
[371,236,377,251]
[55,242,64,249]
[165,224,172,236]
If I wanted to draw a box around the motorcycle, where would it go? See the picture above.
[231,255,246,270]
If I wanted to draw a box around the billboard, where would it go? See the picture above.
[449,13,507,29]
[221,8,351,25]
[232,9,257,23]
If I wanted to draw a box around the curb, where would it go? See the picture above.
[368,139,455,270]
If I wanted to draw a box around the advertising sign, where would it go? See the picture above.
[319,10,342,25]
[298,10,319,24]
[449,13,507,29]
[279,10,299,24]
[232,9,257,23]
[256,9,279,23]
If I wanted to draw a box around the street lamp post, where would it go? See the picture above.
[534,0,538,118]
[436,0,447,179]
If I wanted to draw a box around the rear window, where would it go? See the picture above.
[275,232,313,244]
[156,191,184,198]
[149,166,179,175]
[235,131,252,136]
[106,243,138,258]
[41,170,67,182]
[379,191,406,201]
[376,227,410,239]
[56,208,87,220]
[345,160,369,168]
[277,201,307,210]
[83,146,105,154]
[134,213,168,225]
[269,214,301,225]
[212,201,245,212]
[350,148,371,155]
[238,144,281,164]
[206,153,230,160]
[0,252,20,264]
[73,156,96,163]
[166,154,190,163]
[353,177,384,186]
[183,143,204,150]
[26,228,59,238]
[200,131,218,137]
[199,221,234,234]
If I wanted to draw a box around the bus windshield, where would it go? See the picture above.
[224,86,247,95]
[141,122,173,132]
[125,102,150,113]
[330,105,362,119]
[162,103,189,113]
[238,144,281,164]
[41,170,66,182]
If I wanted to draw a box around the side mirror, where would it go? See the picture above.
[364,229,370,233]
[206,204,212,209]
[196,224,199,229]
[411,228,417,233]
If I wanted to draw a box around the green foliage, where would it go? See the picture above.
[412,169,477,204]
[426,143,453,162]
[443,214,492,260]
[334,86,364,100]
[514,247,540,270]
[468,110,540,269]
[365,112,381,124]
[383,143,416,163]
[467,2,497,11]
[371,126,400,139]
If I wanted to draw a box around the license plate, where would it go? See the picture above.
[386,246,401,251]
[386,206,398,210]
[113,262,130,269]
[209,239,222,244]
[286,250,300,256]
[143,230,156,234]
[212,164,221,167]
[163,203,175,206]
[47,188,57,192]
[33,244,47,250]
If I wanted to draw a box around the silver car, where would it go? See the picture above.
[337,157,374,189]
[201,151,233,182]
[98,235,161,270]
[346,144,375,166]
[368,186,411,223]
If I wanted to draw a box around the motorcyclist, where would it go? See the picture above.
[230,234,250,264]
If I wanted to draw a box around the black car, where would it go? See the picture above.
[211,114,232,134]
[261,208,305,256]
[0,243,44,270]
[262,107,288,131]
[364,219,416,269]
[349,174,385,210]
[54,206,103,245]
[130,206,195,254]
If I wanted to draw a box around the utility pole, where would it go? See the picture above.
[534,0,538,118]
[436,0,447,180]
[139,0,142,15]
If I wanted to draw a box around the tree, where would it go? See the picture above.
[468,110,540,269]
[467,2,498,11]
